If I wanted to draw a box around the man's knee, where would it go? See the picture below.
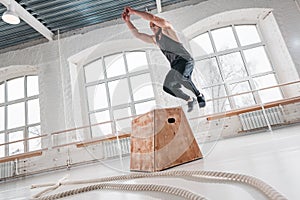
[182,74,190,81]
[182,60,194,79]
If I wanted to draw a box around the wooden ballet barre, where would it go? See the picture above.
[51,141,83,149]
[50,120,114,136]
[0,134,47,147]
[205,80,300,103]
[0,150,44,163]
[206,96,300,121]
[47,117,136,149]
[50,115,138,136]
[76,133,131,148]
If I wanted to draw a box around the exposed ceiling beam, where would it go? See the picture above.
[156,0,162,13]
[0,0,54,41]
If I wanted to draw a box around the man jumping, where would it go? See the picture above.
[122,7,205,112]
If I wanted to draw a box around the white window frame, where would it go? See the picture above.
[192,24,283,111]
[82,50,156,138]
[0,65,40,157]
[183,8,299,113]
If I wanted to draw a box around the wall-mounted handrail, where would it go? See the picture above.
[204,80,300,102]
[189,79,300,121]
[76,133,131,148]
[205,96,300,121]
[0,134,48,147]
[0,80,299,159]
[0,150,45,163]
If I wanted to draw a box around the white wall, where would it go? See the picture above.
[0,0,299,144]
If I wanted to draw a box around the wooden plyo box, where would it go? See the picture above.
[130,107,203,172]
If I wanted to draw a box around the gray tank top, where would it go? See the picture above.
[155,28,193,66]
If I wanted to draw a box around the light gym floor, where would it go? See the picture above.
[1,124,299,200]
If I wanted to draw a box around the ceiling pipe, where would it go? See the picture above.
[0,0,54,41]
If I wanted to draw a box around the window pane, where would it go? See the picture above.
[114,107,132,132]
[28,125,42,151]
[9,130,23,142]
[206,98,230,114]
[194,58,222,87]
[28,126,41,152]
[235,25,261,46]
[7,102,25,129]
[254,75,283,102]
[9,141,24,155]
[126,52,148,72]
[229,81,252,94]
[27,76,39,97]
[244,47,272,75]
[108,78,130,107]
[28,99,40,124]
[229,81,255,108]
[259,89,283,103]
[90,110,110,123]
[28,125,41,138]
[203,86,230,113]
[130,74,154,101]
[253,74,279,89]
[89,110,112,137]
[0,106,4,131]
[0,133,4,157]
[233,94,255,108]
[84,59,104,83]
[0,83,4,103]
[28,138,41,151]
[219,52,247,81]
[113,107,131,120]
[7,77,24,101]
[105,54,126,78]
[190,32,214,57]
[9,131,24,155]
[116,118,131,133]
[211,27,238,51]
[203,85,227,98]
[135,100,156,115]
[87,84,108,111]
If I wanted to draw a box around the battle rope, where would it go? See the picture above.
[31,170,287,200]
[33,183,206,200]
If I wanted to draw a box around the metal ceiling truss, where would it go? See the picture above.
[0,0,193,52]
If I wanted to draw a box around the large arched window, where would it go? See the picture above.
[83,50,155,138]
[0,75,41,157]
[190,24,283,113]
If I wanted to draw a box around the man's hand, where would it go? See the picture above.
[121,6,156,44]
[122,12,130,22]
[124,6,135,15]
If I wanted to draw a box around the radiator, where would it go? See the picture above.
[0,161,15,179]
[239,106,284,131]
[103,137,130,158]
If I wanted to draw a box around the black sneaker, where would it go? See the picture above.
[197,94,206,108]
[187,97,196,112]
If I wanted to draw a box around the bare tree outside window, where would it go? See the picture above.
[190,25,282,112]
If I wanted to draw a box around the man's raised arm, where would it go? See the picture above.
[124,7,172,29]
[122,12,155,44]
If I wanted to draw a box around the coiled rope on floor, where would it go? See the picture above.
[33,183,206,200]
[31,170,287,200]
